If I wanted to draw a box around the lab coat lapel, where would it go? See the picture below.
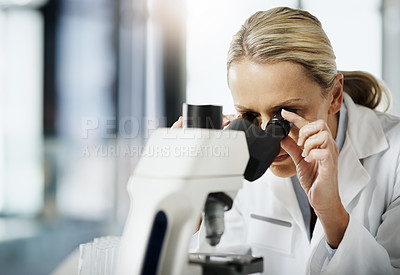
[338,93,388,208]
[266,171,309,239]
[337,138,370,208]
[343,93,388,160]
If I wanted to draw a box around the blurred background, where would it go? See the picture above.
[0,0,399,274]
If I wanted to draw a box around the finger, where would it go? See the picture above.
[280,136,304,166]
[223,114,239,126]
[171,116,183,128]
[281,109,309,130]
[224,114,238,121]
[304,148,331,163]
[298,120,331,147]
[302,130,330,158]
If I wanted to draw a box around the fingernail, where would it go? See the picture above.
[301,151,305,157]
[179,116,182,120]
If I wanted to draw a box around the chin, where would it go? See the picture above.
[269,162,297,178]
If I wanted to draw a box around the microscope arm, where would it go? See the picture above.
[117,128,249,275]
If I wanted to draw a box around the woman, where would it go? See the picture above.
[175,7,400,275]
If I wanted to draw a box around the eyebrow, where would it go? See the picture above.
[234,98,305,113]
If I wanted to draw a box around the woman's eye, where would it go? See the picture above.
[242,112,260,125]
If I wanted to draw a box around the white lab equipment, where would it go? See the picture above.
[116,104,292,275]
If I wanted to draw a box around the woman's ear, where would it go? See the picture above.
[328,73,344,115]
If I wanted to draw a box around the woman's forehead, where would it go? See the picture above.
[229,60,322,102]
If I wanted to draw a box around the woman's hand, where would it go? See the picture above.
[280,109,349,248]
[171,116,183,128]
[223,114,239,127]
[170,114,238,129]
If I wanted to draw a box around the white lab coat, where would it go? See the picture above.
[194,93,400,275]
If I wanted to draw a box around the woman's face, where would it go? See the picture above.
[228,59,341,178]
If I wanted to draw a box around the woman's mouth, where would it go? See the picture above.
[273,153,290,163]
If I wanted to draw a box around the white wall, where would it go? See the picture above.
[303,0,382,76]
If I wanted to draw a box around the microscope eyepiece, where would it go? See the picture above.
[266,112,293,138]
[226,109,292,182]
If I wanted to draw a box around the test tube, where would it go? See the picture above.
[78,236,121,275]
[94,245,107,275]
[78,243,93,275]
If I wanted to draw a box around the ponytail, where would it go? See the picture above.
[340,71,391,112]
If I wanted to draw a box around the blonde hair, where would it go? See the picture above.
[228,7,391,111]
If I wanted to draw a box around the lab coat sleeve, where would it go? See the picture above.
[310,177,400,274]
[190,189,251,254]
[325,241,336,261]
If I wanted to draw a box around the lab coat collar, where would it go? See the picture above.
[343,92,388,159]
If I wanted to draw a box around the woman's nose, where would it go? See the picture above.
[260,117,270,130]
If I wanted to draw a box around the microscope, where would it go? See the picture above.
[117,104,292,275]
